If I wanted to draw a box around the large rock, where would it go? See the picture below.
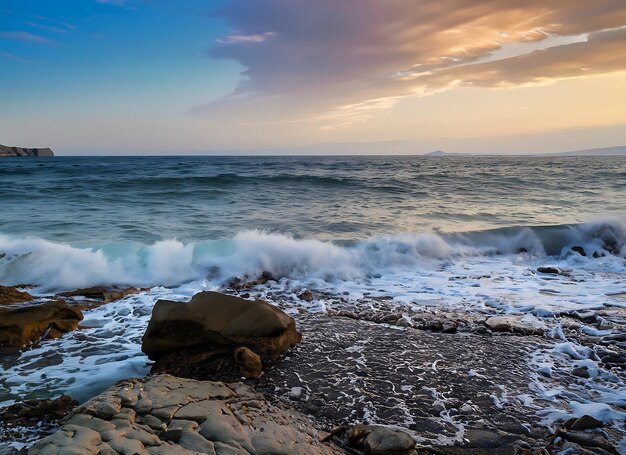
[0,285,32,305]
[0,301,83,347]
[348,424,416,455]
[29,375,344,454]
[142,291,301,360]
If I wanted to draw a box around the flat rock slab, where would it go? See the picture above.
[257,315,553,447]
[29,374,344,454]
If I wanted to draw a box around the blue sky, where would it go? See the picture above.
[1,1,625,154]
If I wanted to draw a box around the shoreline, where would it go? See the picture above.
[1,276,624,454]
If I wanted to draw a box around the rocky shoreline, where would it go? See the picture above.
[0,145,54,158]
[0,275,624,454]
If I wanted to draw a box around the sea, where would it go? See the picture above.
[1,155,625,446]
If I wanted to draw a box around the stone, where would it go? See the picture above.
[176,430,216,454]
[298,290,314,302]
[569,415,604,431]
[234,347,262,379]
[571,246,587,256]
[59,287,140,307]
[141,291,301,360]
[571,366,590,379]
[536,266,562,275]
[0,285,32,305]
[0,395,77,426]
[26,375,343,454]
[109,437,148,455]
[349,424,416,455]
[484,316,545,336]
[0,301,83,347]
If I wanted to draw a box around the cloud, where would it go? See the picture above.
[25,16,76,34]
[217,31,276,44]
[0,31,51,44]
[0,51,36,62]
[200,0,626,128]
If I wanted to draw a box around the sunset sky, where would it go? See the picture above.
[1,0,626,155]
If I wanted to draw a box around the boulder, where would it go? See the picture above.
[142,291,301,360]
[234,347,263,379]
[0,285,32,305]
[348,424,416,455]
[0,301,83,347]
[484,316,545,336]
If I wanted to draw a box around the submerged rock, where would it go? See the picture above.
[29,374,343,454]
[142,291,301,360]
[59,286,141,309]
[0,301,83,347]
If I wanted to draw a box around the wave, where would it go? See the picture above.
[0,219,624,292]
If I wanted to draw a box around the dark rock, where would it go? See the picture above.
[571,246,587,256]
[298,290,314,302]
[142,291,301,360]
[0,285,32,305]
[557,429,618,454]
[0,395,77,425]
[536,267,561,275]
[568,415,604,431]
[349,424,416,455]
[0,301,83,347]
[571,366,590,378]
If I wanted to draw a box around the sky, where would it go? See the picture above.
[1,0,626,155]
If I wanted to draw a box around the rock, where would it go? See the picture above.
[29,375,343,454]
[298,290,314,302]
[536,266,562,275]
[348,424,416,455]
[141,291,301,360]
[571,246,587,256]
[569,415,604,431]
[0,144,54,157]
[484,316,544,336]
[0,301,83,347]
[59,286,140,308]
[234,347,262,379]
[0,285,32,305]
[0,395,77,428]
[571,366,590,378]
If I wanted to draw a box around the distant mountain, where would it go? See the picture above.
[424,150,464,157]
[0,144,54,157]
[422,145,626,157]
[547,146,626,156]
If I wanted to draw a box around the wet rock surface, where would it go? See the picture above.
[0,395,78,449]
[29,374,344,454]
[0,301,83,347]
[0,285,33,305]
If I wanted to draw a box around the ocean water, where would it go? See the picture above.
[1,155,626,447]
[0,155,625,291]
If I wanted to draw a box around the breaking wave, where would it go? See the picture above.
[0,219,624,292]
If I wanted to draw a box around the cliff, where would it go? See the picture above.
[0,144,54,157]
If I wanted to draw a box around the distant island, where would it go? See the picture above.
[424,145,626,157]
[0,144,54,158]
